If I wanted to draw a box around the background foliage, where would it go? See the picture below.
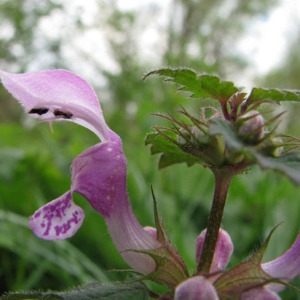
[0,0,300,298]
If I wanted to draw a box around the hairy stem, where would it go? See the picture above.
[197,169,233,273]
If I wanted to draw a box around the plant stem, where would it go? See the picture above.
[197,169,233,274]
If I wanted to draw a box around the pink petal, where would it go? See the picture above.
[144,226,158,240]
[0,70,108,140]
[196,228,233,273]
[262,233,300,292]
[71,131,126,218]
[29,191,84,240]
[174,276,219,300]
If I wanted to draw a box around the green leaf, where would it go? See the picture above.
[247,87,300,105]
[0,292,63,300]
[253,151,300,185]
[145,132,198,169]
[0,282,149,300]
[209,118,244,152]
[144,68,239,104]
[209,118,300,185]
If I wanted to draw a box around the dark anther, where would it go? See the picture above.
[53,109,73,119]
[28,108,49,115]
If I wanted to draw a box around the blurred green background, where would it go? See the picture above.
[1,0,300,298]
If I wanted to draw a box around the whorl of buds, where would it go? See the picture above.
[154,99,289,173]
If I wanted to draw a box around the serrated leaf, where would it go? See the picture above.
[209,118,300,185]
[145,132,198,168]
[247,87,300,105]
[0,282,149,300]
[144,68,239,104]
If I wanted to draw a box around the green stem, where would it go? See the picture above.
[197,169,233,274]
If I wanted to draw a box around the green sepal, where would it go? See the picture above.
[214,225,287,299]
[144,68,239,104]
[0,282,149,300]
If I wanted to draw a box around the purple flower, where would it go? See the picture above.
[2,69,300,297]
[0,69,160,275]
[173,228,232,300]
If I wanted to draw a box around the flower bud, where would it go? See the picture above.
[237,110,264,144]
[225,149,245,165]
[196,228,233,273]
[260,137,283,157]
[177,127,191,145]
[174,276,219,300]
[144,226,157,240]
[191,126,211,145]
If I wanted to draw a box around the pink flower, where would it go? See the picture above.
[176,229,300,299]
[173,228,233,300]
[2,69,300,298]
[0,69,160,275]
[196,228,233,273]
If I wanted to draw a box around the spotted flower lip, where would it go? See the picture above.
[0,69,160,275]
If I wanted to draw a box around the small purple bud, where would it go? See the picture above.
[174,276,218,300]
[237,110,264,144]
[196,228,233,273]
[144,226,157,240]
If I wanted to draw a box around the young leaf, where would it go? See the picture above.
[246,87,300,106]
[144,68,239,104]
[145,132,198,169]
[253,151,300,185]
[209,118,245,153]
